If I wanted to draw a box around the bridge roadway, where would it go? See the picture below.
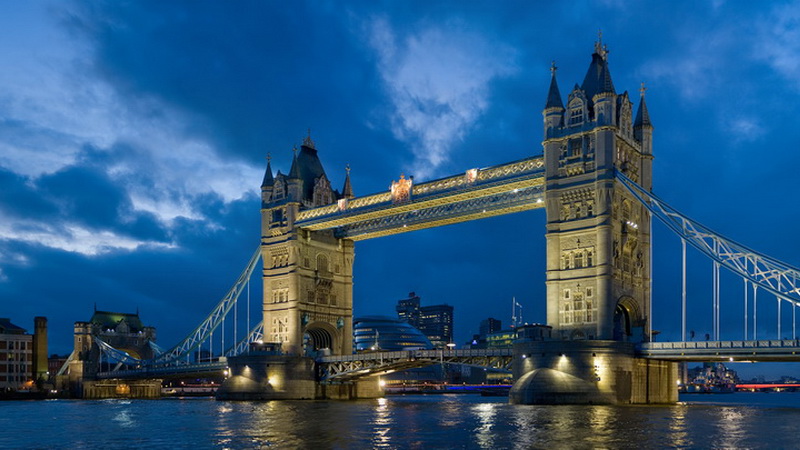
[638,339,800,362]
[95,340,800,381]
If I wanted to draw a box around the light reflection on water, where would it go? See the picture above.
[0,393,799,449]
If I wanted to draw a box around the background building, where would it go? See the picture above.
[479,318,502,337]
[0,318,33,390]
[353,316,433,352]
[395,293,454,348]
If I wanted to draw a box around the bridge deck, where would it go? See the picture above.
[639,340,800,362]
[318,348,514,381]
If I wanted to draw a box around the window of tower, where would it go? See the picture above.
[569,139,581,157]
[569,107,583,126]
[575,252,584,268]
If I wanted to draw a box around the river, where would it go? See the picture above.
[1,392,798,448]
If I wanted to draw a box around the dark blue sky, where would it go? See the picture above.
[2,1,800,378]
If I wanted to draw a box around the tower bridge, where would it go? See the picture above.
[71,39,800,404]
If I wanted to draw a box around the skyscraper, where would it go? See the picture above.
[395,293,454,348]
[395,292,421,327]
[479,318,502,338]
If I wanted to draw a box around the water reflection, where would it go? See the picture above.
[3,394,799,448]
[371,397,392,448]
[472,402,498,448]
[667,403,691,447]
[714,406,746,449]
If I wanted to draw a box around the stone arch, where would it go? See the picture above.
[570,329,586,340]
[302,321,338,356]
[613,296,642,342]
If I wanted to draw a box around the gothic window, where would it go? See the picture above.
[317,254,330,275]
[587,201,594,216]
[574,252,584,268]
[313,175,333,206]
[561,253,568,270]
[569,105,584,126]
[273,180,285,200]
[573,292,584,313]
[569,139,582,157]
[586,287,593,298]
[564,289,570,300]
[587,250,594,267]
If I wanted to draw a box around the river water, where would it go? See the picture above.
[1,393,798,449]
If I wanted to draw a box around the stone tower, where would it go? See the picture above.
[543,39,654,342]
[261,134,355,355]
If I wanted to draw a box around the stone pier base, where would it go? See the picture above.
[216,354,385,400]
[317,377,384,400]
[216,354,317,400]
[509,340,678,405]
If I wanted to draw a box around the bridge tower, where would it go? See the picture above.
[260,135,355,356]
[543,38,654,342]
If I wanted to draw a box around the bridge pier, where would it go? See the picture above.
[509,340,677,404]
[216,352,384,400]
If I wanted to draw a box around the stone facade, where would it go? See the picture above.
[260,136,355,356]
[543,39,654,342]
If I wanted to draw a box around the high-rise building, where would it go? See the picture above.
[395,293,453,348]
[479,318,502,338]
[395,292,421,327]
[419,304,453,348]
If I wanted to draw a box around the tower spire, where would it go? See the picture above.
[261,153,274,188]
[545,61,564,110]
[342,164,354,199]
[288,146,300,179]
[634,82,652,128]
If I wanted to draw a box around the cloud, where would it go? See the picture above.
[753,1,800,91]
[365,17,517,179]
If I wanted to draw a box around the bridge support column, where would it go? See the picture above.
[316,377,384,400]
[217,351,385,400]
[216,353,317,400]
[509,340,677,404]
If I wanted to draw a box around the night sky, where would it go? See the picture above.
[3,1,800,378]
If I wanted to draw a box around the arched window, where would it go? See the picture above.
[316,254,329,274]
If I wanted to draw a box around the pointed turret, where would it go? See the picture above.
[543,62,565,137]
[261,155,275,205]
[342,165,354,199]
[261,155,274,188]
[634,82,654,158]
[288,147,301,180]
[545,61,564,110]
[634,84,652,128]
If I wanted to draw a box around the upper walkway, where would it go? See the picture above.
[638,340,800,362]
[295,156,544,240]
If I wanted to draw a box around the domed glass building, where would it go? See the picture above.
[353,316,433,352]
